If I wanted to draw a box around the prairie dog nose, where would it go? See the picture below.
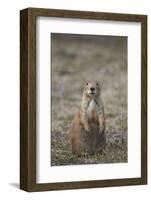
[90,87,95,91]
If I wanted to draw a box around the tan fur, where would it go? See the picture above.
[69,81,106,154]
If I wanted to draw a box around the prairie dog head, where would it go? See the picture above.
[83,81,101,98]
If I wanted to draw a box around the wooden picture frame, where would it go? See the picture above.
[20,7,147,192]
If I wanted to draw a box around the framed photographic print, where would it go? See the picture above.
[20,8,147,191]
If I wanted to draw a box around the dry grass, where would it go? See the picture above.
[51,33,127,166]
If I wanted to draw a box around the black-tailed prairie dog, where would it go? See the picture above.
[69,81,106,154]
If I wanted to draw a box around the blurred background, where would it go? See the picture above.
[51,33,127,166]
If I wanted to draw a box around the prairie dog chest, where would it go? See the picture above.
[87,100,97,120]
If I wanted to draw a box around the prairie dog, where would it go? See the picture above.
[69,81,106,154]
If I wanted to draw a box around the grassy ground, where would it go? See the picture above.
[51,33,127,166]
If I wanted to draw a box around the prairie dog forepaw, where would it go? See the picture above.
[99,127,104,134]
[84,125,90,132]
